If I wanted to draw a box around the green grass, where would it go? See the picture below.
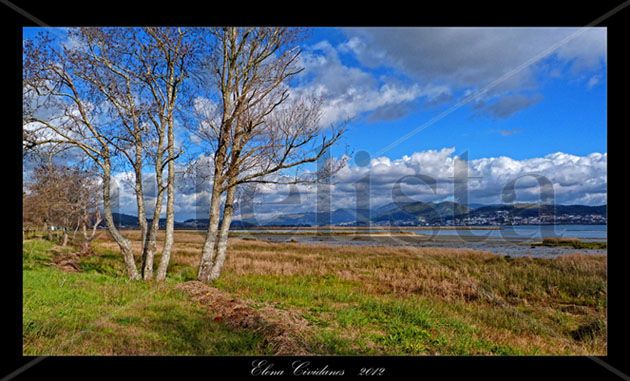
[214,273,548,355]
[211,248,605,355]
[23,239,56,270]
[23,234,607,355]
[23,240,271,355]
[532,238,607,250]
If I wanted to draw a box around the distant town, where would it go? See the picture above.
[368,211,608,227]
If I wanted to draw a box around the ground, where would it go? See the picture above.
[23,230,607,355]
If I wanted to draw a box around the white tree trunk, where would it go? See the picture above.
[140,143,166,280]
[80,211,101,254]
[141,197,163,280]
[156,182,174,280]
[208,184,236,281]
[134,165,148,254]
[197,185,223,281]
[156,120,176,281]
[102,163,140,280]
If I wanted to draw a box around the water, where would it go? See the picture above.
[232,224,607,258]
[414,225,607,240]
[234,225,607,240]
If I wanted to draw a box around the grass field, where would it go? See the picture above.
[532,237,607,250]
[23,230,607,355]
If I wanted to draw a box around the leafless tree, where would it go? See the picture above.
[74,172,103,254]
[194,27,345,282]
[136,27,195,281]
[23,27,344,282]
[64,27,195,280]
[23,32,140,278]
[23,163,101,249]
[24,28,197,280]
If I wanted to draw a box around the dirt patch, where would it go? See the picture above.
[571,319,606,342]
[176,281,312,355]
[51,248,93,272]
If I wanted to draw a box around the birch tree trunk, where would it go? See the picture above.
[46,222,53,241]
[81,210,101,254]
[197,184,223,281]
[140,136,166,280]
[197,117,231,282]
[140,218,159,280]
[156,119,176,281]
[134,152,148,253]
[207,184,236,281]
[141,185,164,280]
[102,162,140,280]
[81,224,90,253]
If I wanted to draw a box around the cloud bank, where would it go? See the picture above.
[107,149,606,221]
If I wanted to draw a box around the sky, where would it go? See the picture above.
[300,27,606,160]
[23,27,607,221]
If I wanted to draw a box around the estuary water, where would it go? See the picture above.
[413,225,607,240]
[233,225,607,258]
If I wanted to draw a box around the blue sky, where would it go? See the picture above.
[23,27,607,219]
[300,27,606,161]
[23,27,607,161]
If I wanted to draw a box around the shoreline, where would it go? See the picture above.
[233,233,607,258]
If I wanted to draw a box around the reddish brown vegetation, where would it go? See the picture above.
[176,281,312,355]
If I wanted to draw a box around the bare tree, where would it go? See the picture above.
[64,27,190,280]
[136,27,194,281]
[74,171,103,254]
[24,28,197,280]
[23,27,343,282]
[23,32,140,278]
[194,27,345,282]
[23,162,101,249]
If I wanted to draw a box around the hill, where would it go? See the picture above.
[101,203,607,228]
[372,201,469,224]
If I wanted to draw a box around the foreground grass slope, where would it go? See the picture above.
[23,231,606,355]
[23,240,271,355]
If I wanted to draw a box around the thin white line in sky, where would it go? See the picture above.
[376,1,629,157]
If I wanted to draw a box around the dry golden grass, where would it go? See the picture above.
[86,230,606,355]
[97,230,606,306]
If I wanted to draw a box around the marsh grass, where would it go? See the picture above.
[22,231,606,355]
[532,237,607,250]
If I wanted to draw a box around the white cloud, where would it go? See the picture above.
[340,27,606,118]
[343,27,605,87]
[141,149,605,221]
[293,40,451,126]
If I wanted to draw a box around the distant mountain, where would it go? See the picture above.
[103,213,181,229]
[258,202,606,226]
[372,201,469,224]
[180,218,209,229]
[239,207,372,226]
[229,220,257,228]
[106,213,141,227]
[102,214,262,229]
[180,218,257,229]
[101,203,606,229]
